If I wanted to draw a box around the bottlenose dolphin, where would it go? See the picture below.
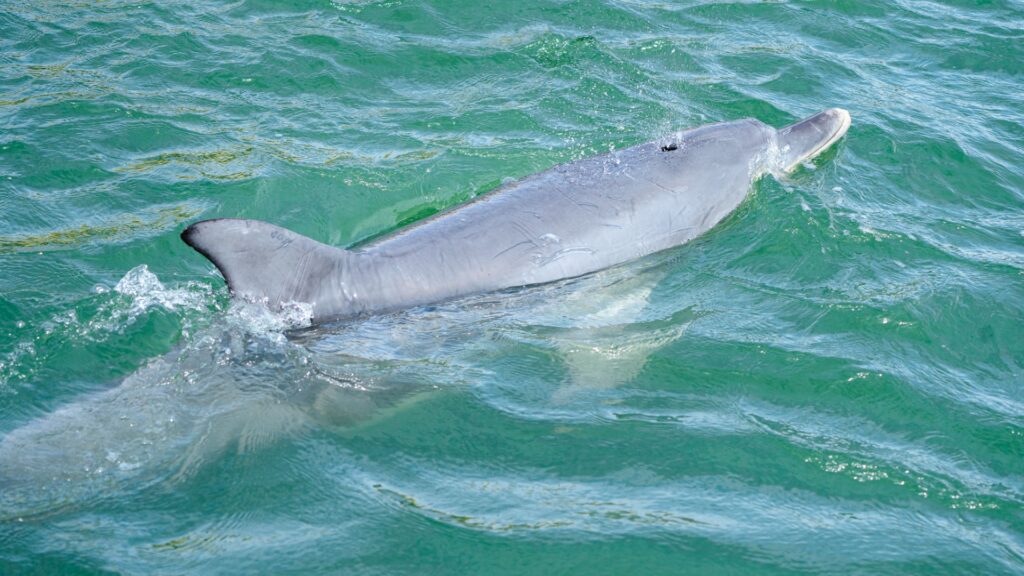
[182,109,851,323]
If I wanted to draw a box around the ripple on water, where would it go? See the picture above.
[1,0,1023,573]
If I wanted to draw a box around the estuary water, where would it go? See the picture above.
[1,0,1022,573]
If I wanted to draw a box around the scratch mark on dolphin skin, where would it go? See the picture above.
[270,229,295,249]
[535,247,595,267]
[511,220,537,245]
[554,186,600,213]
[699,206,717,230]
[285,248,316,302]
[493,239,535,259]
[643,177,679,196]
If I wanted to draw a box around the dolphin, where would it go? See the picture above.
[182,108,850,324]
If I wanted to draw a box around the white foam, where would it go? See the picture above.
[114,265,210,316]
[224,298,314,337]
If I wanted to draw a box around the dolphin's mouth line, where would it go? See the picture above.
[802,108,852,167]
[778,108,852,174]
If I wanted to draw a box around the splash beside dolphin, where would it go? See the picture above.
[182,109,851,324]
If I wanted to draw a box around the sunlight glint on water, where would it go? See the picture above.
[1,0,1022,573]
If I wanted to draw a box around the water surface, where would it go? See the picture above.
[1,0,1022,573]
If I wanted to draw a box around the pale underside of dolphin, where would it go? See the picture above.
[182,109,851,324]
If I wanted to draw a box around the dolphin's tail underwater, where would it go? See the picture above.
[182,218,355,317]
[773,108,851,173]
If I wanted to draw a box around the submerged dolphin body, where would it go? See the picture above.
[183,109,851,323]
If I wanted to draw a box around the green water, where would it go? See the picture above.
[1,0,1023,573]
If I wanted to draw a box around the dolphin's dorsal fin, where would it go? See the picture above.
[182,219,352,313]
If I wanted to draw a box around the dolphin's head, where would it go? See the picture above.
[773,108,851,173]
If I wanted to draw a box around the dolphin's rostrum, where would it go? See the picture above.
[182,109,851,324]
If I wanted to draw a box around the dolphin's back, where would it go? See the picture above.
[183,110,850,323]
[361,119,773,295]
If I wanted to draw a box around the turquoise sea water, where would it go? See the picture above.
[1,0,1023,573]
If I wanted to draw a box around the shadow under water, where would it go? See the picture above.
[0,251,692,521]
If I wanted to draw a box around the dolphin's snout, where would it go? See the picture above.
[775,108,852,173]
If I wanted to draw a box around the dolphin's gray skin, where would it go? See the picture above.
[183,109,850,324]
